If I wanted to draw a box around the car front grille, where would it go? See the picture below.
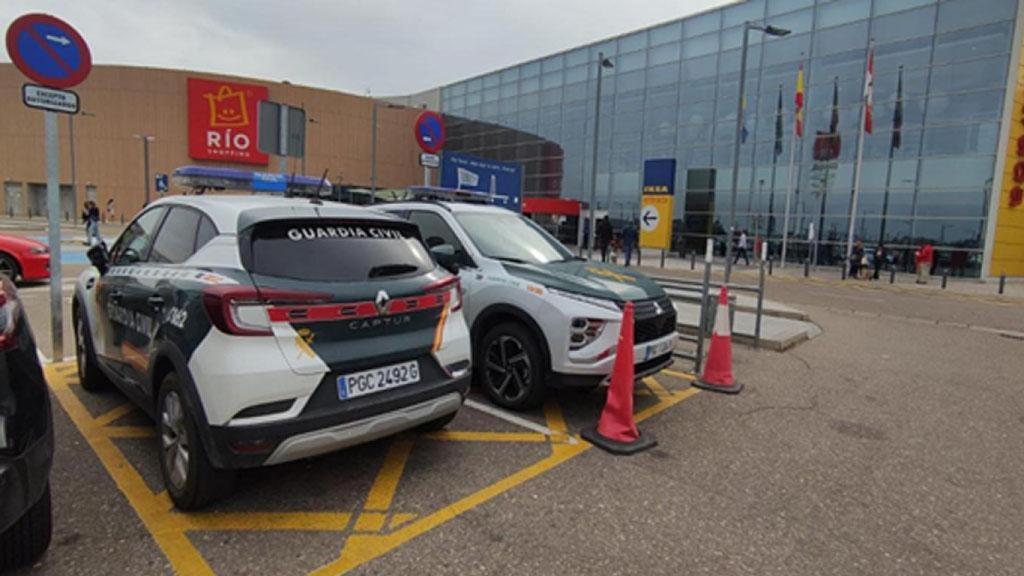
[628,296,677,344]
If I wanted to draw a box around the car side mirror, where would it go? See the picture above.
[87,243,110,275]
[430,244,459,274]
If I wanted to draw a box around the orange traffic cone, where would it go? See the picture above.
[694,286,743,394]
[582,301,657,454]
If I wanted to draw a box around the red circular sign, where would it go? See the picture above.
[5,13,92,89]
[414,111,446,154]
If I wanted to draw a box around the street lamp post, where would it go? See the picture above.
[587,52,614,260]
[133,134,155,206]
[724,21,790,284]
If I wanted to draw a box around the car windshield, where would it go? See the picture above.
[454,211,574,265]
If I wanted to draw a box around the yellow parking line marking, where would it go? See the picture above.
[423,430,549,443]
[354,512,388,533]
[643,377,673,398]
[180,511,352,532]
[45,366,216,576]
[363,438,414,512]
[94,402,136,426]
[105,426,156,439]
[542,397,577,445]
[662,368,697,381]
[388,513,417,530]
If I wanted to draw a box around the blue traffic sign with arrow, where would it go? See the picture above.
[5,13,92,89]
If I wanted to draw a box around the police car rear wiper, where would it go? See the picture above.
[368,264,419,278]
[493,256,528,264]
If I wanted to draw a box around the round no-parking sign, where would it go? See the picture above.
[414,111,445,154]
[5,13,92,89]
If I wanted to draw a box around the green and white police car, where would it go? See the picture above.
[380,200,677,411]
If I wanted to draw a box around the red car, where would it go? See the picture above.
[0,235,50,282]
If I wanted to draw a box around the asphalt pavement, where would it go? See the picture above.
[6,224,1024,575]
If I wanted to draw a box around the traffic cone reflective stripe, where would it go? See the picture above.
[694,286,743,394]
[582,301,657,454]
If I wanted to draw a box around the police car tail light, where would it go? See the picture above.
[569,318,605,351]
[426,276,462,312]
[203,286,327,336]
[0,279,22,351]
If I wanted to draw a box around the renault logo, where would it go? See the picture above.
[653,301,663,316]
[375,290,391,314]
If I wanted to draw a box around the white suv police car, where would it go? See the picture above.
[380,201,677,411]
[73,195,471,509]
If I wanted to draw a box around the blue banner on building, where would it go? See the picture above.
[440,152,523,210]
[642,159,676,195]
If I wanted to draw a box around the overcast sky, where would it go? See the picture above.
[2,0,733,95]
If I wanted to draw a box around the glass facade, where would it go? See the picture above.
[439,0,1021,275]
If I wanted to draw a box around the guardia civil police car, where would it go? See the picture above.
[73,195,471,509]
[380,198,677,411]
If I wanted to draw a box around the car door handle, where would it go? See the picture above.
[146,295,165,309]
[109,290,124,302]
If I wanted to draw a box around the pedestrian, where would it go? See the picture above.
[849,240,864,279]
[872,244,886,280]
[622,220,638,267]
[733,229,750,266]
[105,198,115,224]
[597,216,613,262]
[915,243,934,285]
[81,201,101,246]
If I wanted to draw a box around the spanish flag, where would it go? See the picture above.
[794,63,805,138]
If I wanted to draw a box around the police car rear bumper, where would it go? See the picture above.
[206,372,470,469]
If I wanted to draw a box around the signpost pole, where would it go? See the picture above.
[69,114,77,217]
[142,137,151,206]
[424,166,430,187]
[45,111,63,361]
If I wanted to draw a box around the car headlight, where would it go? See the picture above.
[547,287,620,312]
[569,317,606,350]
[29,246,49,255]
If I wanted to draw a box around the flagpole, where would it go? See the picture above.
[846,41,874,263]
[781,111,797,267]
[879,66,903,245]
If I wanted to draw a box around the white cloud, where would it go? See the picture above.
[2,0,732,94]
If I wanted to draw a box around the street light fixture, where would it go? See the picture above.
[133,134,155,205]
[724,21,790,283]
[586,52,614,260]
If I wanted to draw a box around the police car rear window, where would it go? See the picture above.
[245,220,434,282]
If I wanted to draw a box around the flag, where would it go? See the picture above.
[774,85,784,158]
[814,78,842,162]
[891,66,903,150]
[863,45,874,134]
[794,63,805,138]
[741,94,749,143]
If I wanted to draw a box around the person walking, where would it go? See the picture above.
[733,229,750,266]
[915,243,934,285]
[81,201,101,246]
[622,220,638,267]
[849,240,865,279]
[597,216,613,262]
[872,244,886,280]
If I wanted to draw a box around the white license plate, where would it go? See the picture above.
[337,360,421,400]
[641,338,674,362]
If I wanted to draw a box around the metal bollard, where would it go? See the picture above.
[660,249,666,269]
[941,273,948,290]
[999,273,1006,295]
[841,264,847,280]
[120,213,124,224]
[690,251,695,270]
[755,243,767,349]
[768,257,774,276]
[695,238,714,373]
[890,266,896,284]
[804,259,810,278]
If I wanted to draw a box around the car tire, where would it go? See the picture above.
[0,253,19,282]
[0,483,52,571]
[477,322,546,411]
[417,410,458,433]
[157,372,235,510]
[74,306,108,392]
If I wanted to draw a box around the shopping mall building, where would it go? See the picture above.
[1,0,1023,277]
[436,0,1024,278]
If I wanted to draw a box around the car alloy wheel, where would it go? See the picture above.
[484,335,533,404]
[160,391,191,492]
[0,256,16,280]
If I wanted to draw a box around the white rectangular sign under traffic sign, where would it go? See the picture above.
[22,84,80,114]
[420,153,440,168]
